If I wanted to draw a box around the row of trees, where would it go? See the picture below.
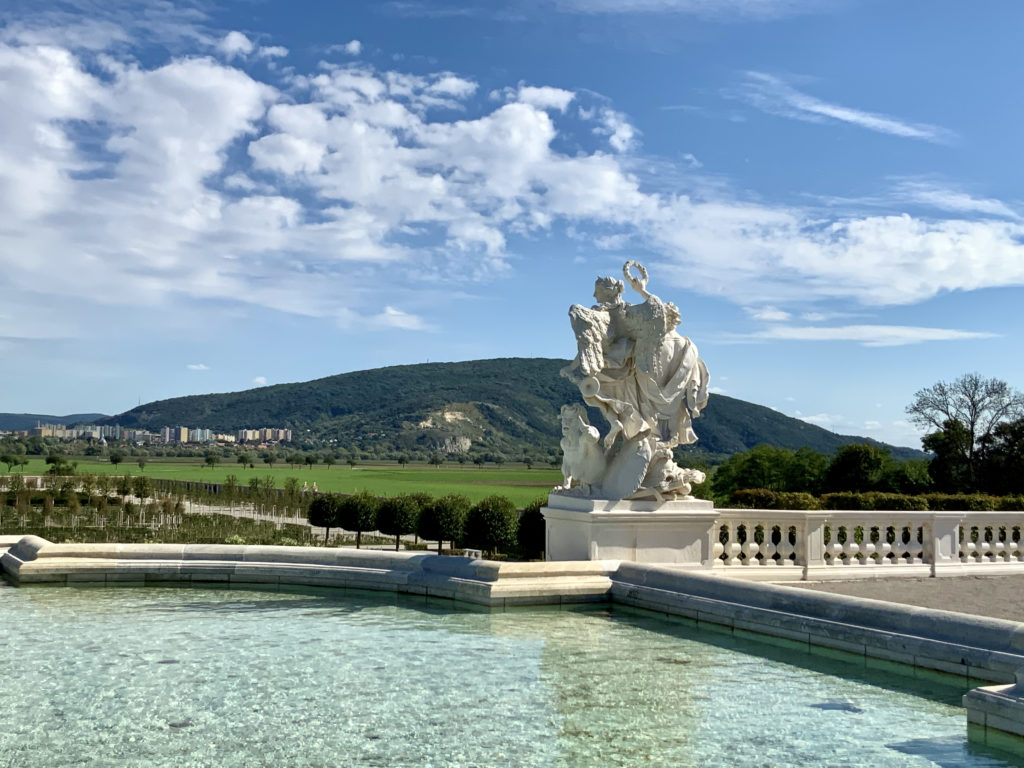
[0,432,560,469]
[714,374,1024,502]
[308,492,545,559]
[710,443,930,501]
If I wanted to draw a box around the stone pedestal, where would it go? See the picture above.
[542,494,717,565]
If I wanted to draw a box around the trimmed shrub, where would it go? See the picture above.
[337,491,380,548]
[377,495,420,551]
[997,495,1024,511]
[417,493,470,553]
[731,489,821,510]
[463,495,519,557]
[925,493,998,511]
[516,498,547,560]
[863,492,928,511]
[730,488,777,508]
[820,492,870,511]
[773,492,822,510]
[307,493,341,545]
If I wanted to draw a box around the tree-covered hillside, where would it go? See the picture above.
[0,413,108,431]
[100,358,923,460]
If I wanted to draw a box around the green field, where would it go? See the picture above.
[9,458,560,507]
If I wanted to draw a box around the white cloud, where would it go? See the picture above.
[795,411,854,430]
[746,306,790,322]
[330,40,362,56]
[252,375,267,386]
[257,45,289,59]
[217,31,254,59]
[3,24,1024,347]
[892,180,1018,219]
[751,324,997,347]
[552,0,826,19]
[516,85,575,112]
[736,72,953,143]
[368,306,431,331]
[428,73,477,99]
[187,363,209,371]
[583,106,638,152]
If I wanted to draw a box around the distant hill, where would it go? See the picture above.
[100,358,924,461]
[0,413,108,431]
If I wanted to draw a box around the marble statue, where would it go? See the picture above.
[555,261,709,502]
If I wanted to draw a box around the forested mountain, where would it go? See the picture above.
[0,413,108,431]
[100,358,924,461]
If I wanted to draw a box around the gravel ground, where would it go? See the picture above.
[792,575,1024,623]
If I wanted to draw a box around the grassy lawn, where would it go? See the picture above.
[10,458,560,507]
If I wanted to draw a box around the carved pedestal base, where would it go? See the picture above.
[542,494,717,565]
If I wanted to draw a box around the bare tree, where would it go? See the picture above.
[906,373,1024,484]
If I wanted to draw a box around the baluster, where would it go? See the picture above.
[978,528,995,565]
[844,522,860,565]
[962,524,977,564]
[861,523,877,566]
[833,524,849,566]
[993,525,1008,563]
[776,523,793,567]
[745,524,761,565]
[910,523,924,565]
[765,524,781,566]
[712,523,726,567]
[727,520,743,566]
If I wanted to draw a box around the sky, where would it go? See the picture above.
[2,0,1023,449]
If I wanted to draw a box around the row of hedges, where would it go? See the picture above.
[730,488,1024,511]
[308,491,548,560]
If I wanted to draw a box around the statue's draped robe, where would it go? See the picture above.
[569,298,708,450]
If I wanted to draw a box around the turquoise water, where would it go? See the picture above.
[0,584,1017,767]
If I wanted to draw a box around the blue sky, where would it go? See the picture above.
[2,0,1022,449]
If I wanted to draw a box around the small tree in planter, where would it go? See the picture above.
[417,494,470,553]
[463,495,518,558]
[377,494,420,551]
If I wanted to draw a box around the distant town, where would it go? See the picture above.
[4,423,293,446]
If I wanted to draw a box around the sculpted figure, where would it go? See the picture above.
[557,261,709,501]
[556,404,606,497]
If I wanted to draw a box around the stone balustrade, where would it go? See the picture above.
[712,508,1024,580]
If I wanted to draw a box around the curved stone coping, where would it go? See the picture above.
[613,563,1024,684]
[0,537,614,608]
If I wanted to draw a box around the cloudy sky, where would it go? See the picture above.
[2,0,1022,448]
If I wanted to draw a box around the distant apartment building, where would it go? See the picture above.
[236,427,291,443]
[125,429,158,444]
[30,423,100,440]
[29,424,71,439]
[214,433,236,443]
[190,428,213,443]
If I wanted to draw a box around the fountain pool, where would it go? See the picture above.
[0,584,1017,767]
